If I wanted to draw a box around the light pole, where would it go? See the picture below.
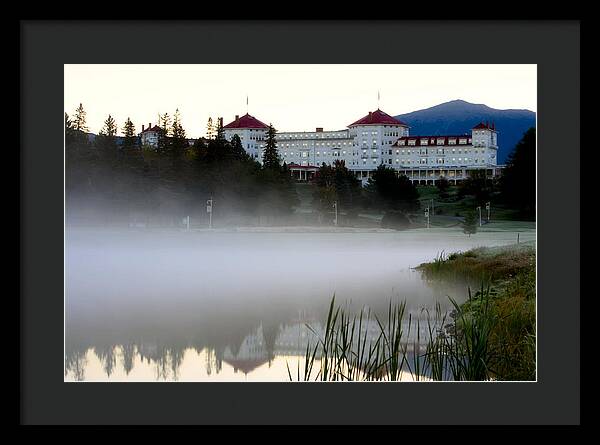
[431,199,434,217]
[486,201,491,222]
[333,201,338,226]
[477,206,482,227]
[425,207,430,229]
[206,197,213,229]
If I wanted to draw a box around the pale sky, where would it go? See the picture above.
[64,64,537,139]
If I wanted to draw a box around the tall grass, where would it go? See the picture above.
[287,286,501,381]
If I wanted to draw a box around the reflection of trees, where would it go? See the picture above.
[154,346,170,380]
[169,347,185,381]
[94,345,117,377]
[121,343,136,375]
[65,349,88,381]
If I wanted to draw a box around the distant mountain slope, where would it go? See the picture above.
[395,100,536,164]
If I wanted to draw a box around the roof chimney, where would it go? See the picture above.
[316,127,323,132]
[142,124,145,132]
[235,115,239,121]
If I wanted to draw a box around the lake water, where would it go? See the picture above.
[64,227,535,381]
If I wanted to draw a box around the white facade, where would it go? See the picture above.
[222,111,500,184]
[222,127,267,160]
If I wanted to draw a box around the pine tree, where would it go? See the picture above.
[97,114,118,150]
[73,103,88,132]
[122,117,137,148]
[65,112,76,145]
[462,210,478,236]
[230,134,249,161]
[71,103,89,145]
[500,127,536,219]
[262,124,280,170]
[171,108,187,157]
[157,112,171,153]
[215,118,225,142]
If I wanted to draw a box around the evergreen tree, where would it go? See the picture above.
[262,124,280,169]
[436,176,450,198]
[157,112,171,153]
[499,127,536,219]
[458,169,494,202]
[72,103,89,145]
[170,108,188,157]
[365,165,420,212]
[73,103,88,132]
[462,210,478,236]
[101,114,117,136]
[122,117,137,148]
[215,118,225,142]
[65,112,76,145]
[230,134,250,161]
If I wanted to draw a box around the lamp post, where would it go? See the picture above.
[425,207,430,229]
[206,198,213,229]
[486,201,491,222]
[477,206,482,227]
[333,201,338,226]
[431,199,434,217]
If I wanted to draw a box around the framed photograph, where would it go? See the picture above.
[21,20,580,425]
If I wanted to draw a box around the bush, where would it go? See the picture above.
[381,210,411,230]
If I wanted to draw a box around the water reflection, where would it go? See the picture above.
[65,229,530,381]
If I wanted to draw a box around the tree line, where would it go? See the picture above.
[65,103,535,228]
[65,104,298,227]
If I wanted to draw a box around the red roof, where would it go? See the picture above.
[393,135,473,147]
[472,121,496,130]
[141,125,162,133]
[223,113,269,129]
[223,358,269,375]
[348,109,408,127]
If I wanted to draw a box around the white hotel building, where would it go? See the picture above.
[222,109,502,185]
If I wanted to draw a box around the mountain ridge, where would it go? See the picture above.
[394,99,536,163]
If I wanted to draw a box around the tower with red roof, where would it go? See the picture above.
[348,109,410,170]
[471,121,498,165]
[222,113,270,160]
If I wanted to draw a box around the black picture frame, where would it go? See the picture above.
[20,20,580,425]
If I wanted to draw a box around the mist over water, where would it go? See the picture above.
[65,227,533,381]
